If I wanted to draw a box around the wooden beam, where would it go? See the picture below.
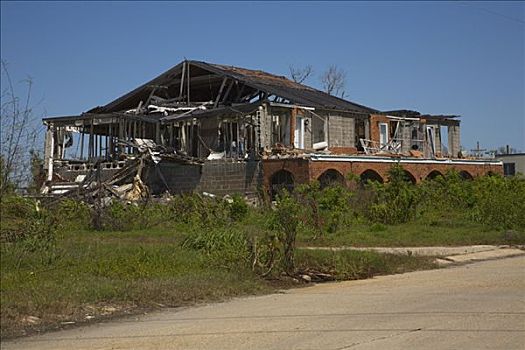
[234,82,246,102]
[214,77,228,108]
[179,61,186,99]
[222,80,235,104]
[187,62,191,104]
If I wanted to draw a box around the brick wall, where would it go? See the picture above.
[262,158,503,193]
[261,158,310,191]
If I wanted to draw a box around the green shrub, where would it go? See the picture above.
[101,201,143,231]
[417,170,474,220]
[0,195,39,242]
[0,195,60,267]
[169,194,231,228]
[366,164,419,224]
[228,194,249,222]
[267,191,301,274]
[296,182,353,237]
[471,175,525,230]
[53,199,91,230]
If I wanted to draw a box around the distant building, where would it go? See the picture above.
[495,153,525,177]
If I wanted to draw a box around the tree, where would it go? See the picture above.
[1,60,40,194]
[288,64,313,84]
[321,65,346,97]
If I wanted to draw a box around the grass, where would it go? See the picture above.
[296,216,525,248]
[0,228,270,338]
[3,173,524,339]
[0,225,439,339]
[296,249,437,280]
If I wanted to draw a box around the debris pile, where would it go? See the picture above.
[42,138,204,205]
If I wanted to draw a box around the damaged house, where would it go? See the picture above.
[41,60,502,199]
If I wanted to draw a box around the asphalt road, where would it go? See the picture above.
[4,256,525,350]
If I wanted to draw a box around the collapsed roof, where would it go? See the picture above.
[87,60,378,116]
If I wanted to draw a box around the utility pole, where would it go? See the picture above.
[470,141,486,158]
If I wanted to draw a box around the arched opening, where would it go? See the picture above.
[270,170,294,200]
[403,170,417,184]
[459,170,473,180]
[318,169,345,189]
[360,169,384,184]
[426,170,444,181]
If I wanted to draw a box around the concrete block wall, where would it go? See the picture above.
[328,115,355,148]
[448,124,461,157]
[434,125,442,154]
[55,164,121,183]
[258,106,272,149]
[400,122,412,153]
[146,160,262,197]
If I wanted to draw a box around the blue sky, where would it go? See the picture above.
[1,1,524,152]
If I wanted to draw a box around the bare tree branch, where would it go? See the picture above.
[288,64,313,84]
[1,60,40,193]
[321,65,346,97]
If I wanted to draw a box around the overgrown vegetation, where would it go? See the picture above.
[1,166,524,338]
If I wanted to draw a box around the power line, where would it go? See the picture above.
[458,2,525,25]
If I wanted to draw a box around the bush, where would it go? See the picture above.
[365,164,419,224]
[471,175,525,230]
[297,182,353,237]
[53,199,91,230]
[0,195,60,267]
[417,170,474,219]
[0,195,38,242]
[228,195,249,222]
[267,191,301,274]
[169,194,231,228]
[101,201,144,231]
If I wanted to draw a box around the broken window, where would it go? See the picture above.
[379,122,389,148]
[355,118,366,151]
[311,112,327,147]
